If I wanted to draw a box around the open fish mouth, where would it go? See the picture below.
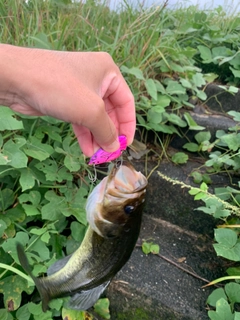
[86,161,148,238]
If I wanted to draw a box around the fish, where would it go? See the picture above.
[88,135,127,165]
[17,161,148,312]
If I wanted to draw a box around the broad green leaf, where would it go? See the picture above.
[0,188,15,211]
[235,312,240,320]
[221,133,240,151]
[70,222,87,242]
[2,231,29,263]
[184,113,205,130]
[24,136,54,161]
[195,88,207,100]
[0,309,13,320]
[142,241,152,254]
[183,142,199,152]
[41,191,67,221]
[190,171,202,183]
[172,152,188,164]
[207,288,227,307]
[0,275,34,311]
[192,72,206,87]
[27,301,53,319]
[120,66,144,80]
[94,298,110,319]
[228,111,240,121]
[167,113,186,127]
[0,153,9,165]
[0,219,7,237]
[0,107,23,131]
[145,79,157,100]
[213,242,240,262]
[166,80,186,95]
[16,304,31,320]
[18,191,41,207]
[197,45,212,61]
[225,282,240,304]
[195,131,211,144]
[2,140,28,168]
[64,153,81,172]
[61,307,91,320]
[150,243,160,254]
[215,229,237,247]
[230,67,240,78]
[147,109,163,124]
[19,168,35,191]
[179,78,192,89]
[156,94,171,108]
[35,159,72,182]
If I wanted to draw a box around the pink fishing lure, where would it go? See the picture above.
[89,135,127,165]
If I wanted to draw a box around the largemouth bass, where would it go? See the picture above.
[17,162,148,312]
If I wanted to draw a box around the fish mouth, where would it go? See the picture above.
[86,161,147,237]
[106,161,147,195]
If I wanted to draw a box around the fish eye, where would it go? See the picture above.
[124,205,135,215]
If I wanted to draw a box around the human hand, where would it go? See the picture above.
[0,44,136,156]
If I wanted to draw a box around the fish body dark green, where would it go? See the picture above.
[17,162,147,311]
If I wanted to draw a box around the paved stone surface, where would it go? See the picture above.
[104,160,228,320]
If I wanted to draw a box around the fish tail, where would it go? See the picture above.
[16,243,51,312]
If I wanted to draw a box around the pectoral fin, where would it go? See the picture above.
[47,254,72,276]
[68,281,110,310]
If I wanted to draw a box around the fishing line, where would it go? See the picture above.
[88,164,97,183]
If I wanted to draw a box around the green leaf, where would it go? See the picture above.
[24,136,54,161]
[2,139,28,168]
[207,288,227,307]
[94,298,111,319]
[183,142,199,152]
[228,111,240,121]
[16,304,31,320]
[230,67,240,78]
[215,229,237,247]
[197,45,212,62]
[19,168,36,191]
[167,113,186,127]
[0,275,34,311]
[0,309,13,320]
[120,66,145,80]
[184,113,205,130]
[190,171,202,184]
[27,301,53,319]
[0,188,15,211]
[213,229,240,261]
[221,133,240,151]
[195,131,211,144]
[172,152,188,164]
[0,107,23,131]
[192,72,206,87]
[142,241,152,254]
[166,80,186,95]
[61,307,89,320]
[156,94,171,108]
[225,282,240,304]
[208,298,234,320]
[2,231,29,263]
[0,219,7,237]
[145,79,157,100]
[70,222,86,242]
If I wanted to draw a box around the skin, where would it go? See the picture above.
[0,44,136,156]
